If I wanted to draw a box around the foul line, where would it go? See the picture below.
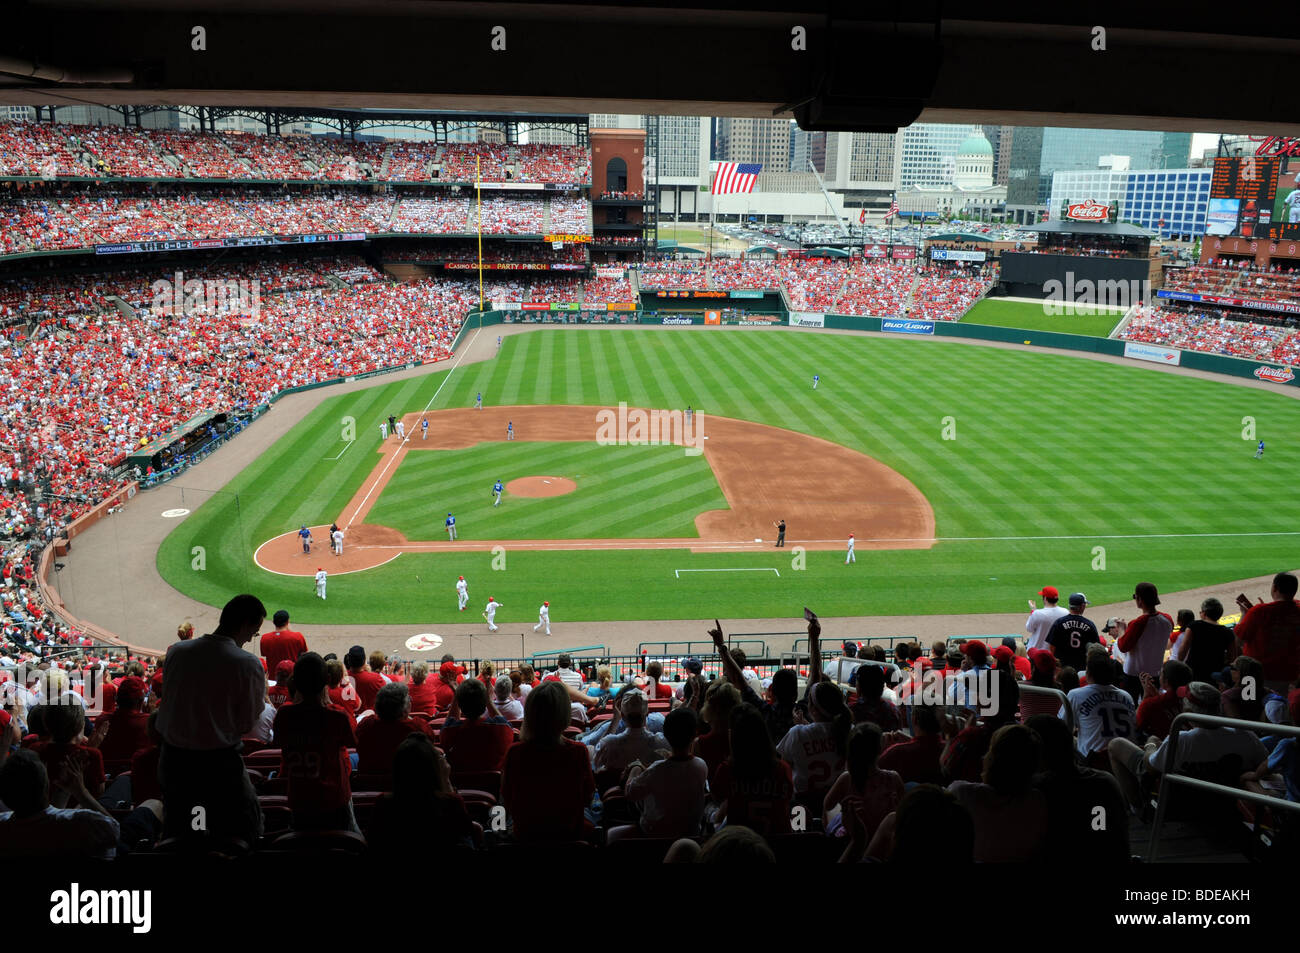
[325,438,354,461]
[346,325,482,530]
[782,531,1300,544]
[675,568,781,578]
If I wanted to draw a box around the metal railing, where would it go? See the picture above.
[1148,712,1300,861]
[638,639,767,659]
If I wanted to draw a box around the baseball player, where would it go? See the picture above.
[331,526,344,556]
[483,596,503,632]
[456,575,469,611]
[686,405,693,426]
[445,513,457,540]
[497,335,502,349]
[845,534,855,564]
[1286,173,1300,223]
[507,421,514,441]
[421,418,429,440]
[314,567,328,600]
[813,374,820,390]
[774,519,786,548]
[298,525,312,554]
[395,419,406,439]
[475,392,483,410]
[533,600,551,635]
[1256,439,1265,459]
[379,422,388,440]
[493,479,504,507]
[388,414,397,437]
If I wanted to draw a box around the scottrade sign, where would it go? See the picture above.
[882,318,934,335]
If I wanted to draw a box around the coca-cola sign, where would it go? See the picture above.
[1064,199,1110,222]
[1254,365,1296,384]
[1249,136,1300,158]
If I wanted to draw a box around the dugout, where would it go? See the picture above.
[127,410,232,473]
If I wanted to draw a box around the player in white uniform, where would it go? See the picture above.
[314,567,328,600]
[845,534,855,564]
[1025,585,1068,650]
[456,575,469,611]
[1286,173,1300,222]
[421,418,429,440]
[395,420,406,439]
[483,597,503,632]
[533,601,551,635]
[379,422,388,439]
[331,527,344,555]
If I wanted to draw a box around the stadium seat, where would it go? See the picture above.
[244,749,282,772]
[263,830,368,854]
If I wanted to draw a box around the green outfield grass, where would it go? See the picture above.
[367,441,726,540]
[963,298,1126,337]
[157,325,1300,624]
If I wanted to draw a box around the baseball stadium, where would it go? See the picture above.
[1,0,1298,894]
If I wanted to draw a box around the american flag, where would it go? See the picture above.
[883,199,900,221]
[711,162,762,194]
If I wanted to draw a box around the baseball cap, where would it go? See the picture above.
[1027,647,1056,673]
[960,639,988,662]
[683,657,703,675]
[1038,586,1059,600]
[117,675,146,706]
[992,645,1015,664]
[1178,682,1221,712]
[1134,582,1161,606]
[439,661,459,680]
[543,601,549,607]
[1104,617,1122,629]
[621,689,648,713]
[842,640,859,657]
[273,660,294,683]
[1069,593,1088,608]
[317,567,323,572]
[458,576,464,581]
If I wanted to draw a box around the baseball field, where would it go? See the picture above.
[156,324,1300,625]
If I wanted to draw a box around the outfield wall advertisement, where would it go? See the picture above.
[1123,341,1182,366]
[789,312,825,328]
[882,319,935,335]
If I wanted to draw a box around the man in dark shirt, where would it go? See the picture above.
[1046,592,1101,671]
[774,519,786,548]
[1178,597,1234,683]
[1026,714,1129,863]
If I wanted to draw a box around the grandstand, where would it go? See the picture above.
[0,108,1295,882]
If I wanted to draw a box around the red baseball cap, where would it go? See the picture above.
[960,640,988,660]
[1039,586,1059,600]
[992,645,1015,663]
[1028,648,1056,673]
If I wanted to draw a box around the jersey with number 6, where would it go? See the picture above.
[1046,614,1101,671]
[1068,683,1137,756]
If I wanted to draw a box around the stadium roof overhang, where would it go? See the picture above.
[1021,221,1158,237]
[4,1,1300,133]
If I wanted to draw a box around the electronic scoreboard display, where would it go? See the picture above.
[1208,155,1300,240]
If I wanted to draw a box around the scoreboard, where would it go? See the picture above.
[1209,155,1300,240]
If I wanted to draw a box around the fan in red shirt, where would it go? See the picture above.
[1135,659,1193,740]
[34,701,105,803]
[711,704,793,836]
[345,645,387,713]
[501,681,595,842]
[878,704,946,785]
[272,653,358,831]
[407,661,443,714]
[95,675,151,766]
[1234,573,1300,690]
[325,658,359,723]
[355,682,433,776]
[440,677,515,774]
[644,661,675,699]
[269,660,294,707]
[259,610,308,672]
[430,660,461,710]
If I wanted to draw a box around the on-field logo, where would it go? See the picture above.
[1064,199,1110,222]
[150,270,261,319]
[595,402,704,456]
[1254,365,1296,383]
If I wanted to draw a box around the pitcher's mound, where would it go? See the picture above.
[507,476,577,497]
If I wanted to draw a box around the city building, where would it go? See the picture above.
[1049,165,1212,240]
[897,133,1005,220]
[715,117,791,173]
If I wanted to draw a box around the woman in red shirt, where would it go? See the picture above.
[407,661,442,715]
[500,680,594,842]
[272,653,358,832]
[712,703,793,837]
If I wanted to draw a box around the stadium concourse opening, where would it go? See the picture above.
[253,405,935,574]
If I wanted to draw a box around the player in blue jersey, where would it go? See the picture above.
[493,479,504,507]
[445,513,457,540]
[1256,440,1265,459]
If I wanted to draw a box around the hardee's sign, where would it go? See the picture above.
[1254,365,1296,384]
[1064,199,1110,222]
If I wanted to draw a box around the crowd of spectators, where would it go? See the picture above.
[909,270,995,322]
[1121,304,1300,366]
[2,582,1293,862]
[581,274,635,303]
[0,121,593,185]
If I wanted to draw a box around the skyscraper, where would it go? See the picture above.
[716,117,791,173]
